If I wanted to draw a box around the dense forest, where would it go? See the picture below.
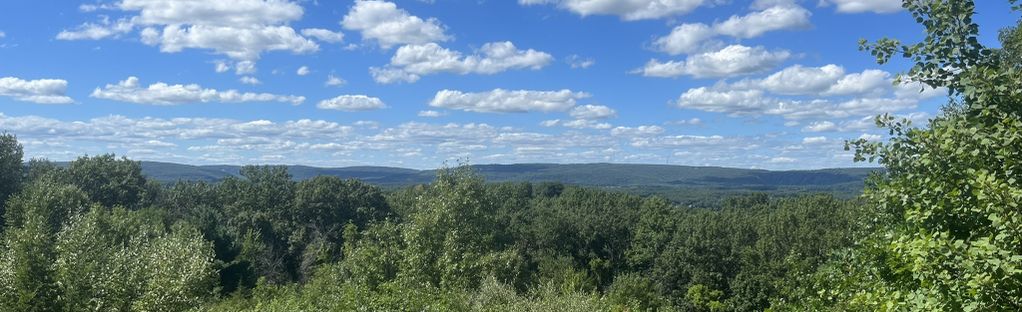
[2,0,1022,311]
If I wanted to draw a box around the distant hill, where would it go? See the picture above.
[131,162,878,200]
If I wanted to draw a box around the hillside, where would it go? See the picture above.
[132,162,878,202]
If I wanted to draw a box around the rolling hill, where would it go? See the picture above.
[132,162,878,202]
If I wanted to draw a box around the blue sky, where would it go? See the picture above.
[0,0,1016,169]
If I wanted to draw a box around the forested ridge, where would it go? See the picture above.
[2,0,1022,310]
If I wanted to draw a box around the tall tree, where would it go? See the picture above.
[790,0,1022,310]
[0,133,24,228]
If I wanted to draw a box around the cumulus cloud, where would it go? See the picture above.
[90,76,304,105]
[611,125,665,137]
[673,63,946,124]
[239,76,261,85]
[569,104,617,120]
[802,121,837,132]
[566,54,595,69]
[652,4,810,55]
[370,41,553,83]
[638,45,790,78]
[300,28,345,43]
[296,66,310,76]
[519,0,707,21]
[713,5,811,38]
[541,119,612,129]
[0,111,865,169]
[325,75,347,86]
[652,23,718,55]
[676,88,771,115]
[341,0,449,48]
[57,17,134,40]
[802,136,828,144]
[0,77,74,104]
[418,110,446,117]
[62,0,321,62]
[317,95,387,112]
[823,0,903,14]
[430,89,589,113]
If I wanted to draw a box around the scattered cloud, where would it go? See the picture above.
[239,76,261,85]
[341,0,450,49]
[370,41,553,83]
[60,0,323,71]
[300,28,345,43]
[569,104,617,120]
[822,0,903,14]
[57,17,134,40]
[566,54,595,69]
[430,89,589,113]
[91,76,304,105]
[296,66,311,76]
[519,0,708,21]
[317,95,387,111]
[674,63,946,121]
[325,75,347,86]
[0,77,74,104]
[418,110,447,117]
[638,45,790,78]
[652,4,810,55]
[713,5,811,38]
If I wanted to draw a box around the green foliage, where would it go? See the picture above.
[400,166,503,289]
[67,154,155,209]
[0,133,23,222]
[54,207,217,312]
[783,0,1022,310]
[0,134,861,311]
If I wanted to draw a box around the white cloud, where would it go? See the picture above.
[57,17,134,40]
[753,64,846,95]
[370,41,553,83]
[802,121,837,132]
[822,69,890,96]
[676,88,771,114]
[215,61,231,73]
[296,66,310,76]
[63,0,321,62]
[317,95,387,111]
[91,76,304,105]
[430,89,589,113]
[519,0,707,21]
[802,136,828,144]
[611,125,665,137]
[140,24,318,60]
[235,60,257,75]
[341,0,449,49]
[713,5,811,39]
[653,23,718,55]
[239,76,261,85]
[651,4,810,55]
[418,110,446,117]
[769,156,796,163]
[0,31,5,38]
[673,62,948,122]
[566,54,595,69]
[569,104,617,120]
[823,0,903,14]
[667,118,703,126]
[301,28,345,43]
[542,119,613,129]
[325,75,347,86]
[638,45,790,78]
[0,77,74,104]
